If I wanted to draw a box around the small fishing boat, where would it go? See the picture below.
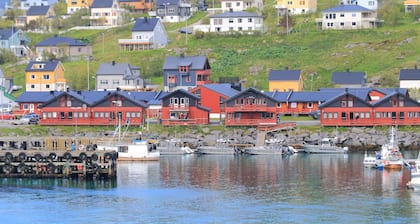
[196,138,250,155]
[363,151,378,168]
[157,139,196,155]
[244,139,296,155]
[97,139,160,161]
[376,126,403,170]
[303,137,348,154]
[407,152,420,190]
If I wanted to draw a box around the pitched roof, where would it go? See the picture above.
[132,18,159,32]
[372,90,420,107]
[25,60,61,72]
[331,71,366,85]
[323,4,371,13]
[156,0,179,6]
[96,62,140,76]
[27,5,50,16]
[35,36,87,47]
[318,90,372,109]
[399,67,420,80]
[0,28,19,40]
[210,11,261,18]
[269,69,301,81]
[201,83,240,97]
[91,0,114,8]
[16,91,61,103]
[163,55,209,70]
[161,88,200,100]
[227,88,277,103]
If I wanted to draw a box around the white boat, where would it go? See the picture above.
[157,139,196,155]
[97,139,160,161]
[96,119,160,161]
[376,126,403,170]
[407,153,420,190]
[303,137,348,154]
[363,151,378,168]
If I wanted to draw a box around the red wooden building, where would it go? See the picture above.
[160,89,210,126]
[39,91,147,126]
[319,89,420,126]
[224,88,280,126]
[190,83,240,121]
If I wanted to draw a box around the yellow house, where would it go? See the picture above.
[269,68,304,92]
[404,0,420,12]
[25,60,67,92]
[276,0,317,15]
[67,0,94,14]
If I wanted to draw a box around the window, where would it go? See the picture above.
[392,112,396,119]
[238,18,242,23]
[400,112,404,119]
[340,22,344,26]
[248,18,253,22]
[323,112,327,119]
[290,102,297,108]
[352,22,356,26]
[276,103,281,108]
[340,13,344,17]
[31,74,36,79]
[341,112,346,120]
[341,100,347,107]
[179,66,188,72]
[376,112,380,118]
[229,18,234,23]
[31,84,35,89]
[100,80,108,84]
[46,84,50,89]
[168,75,177,84]
[348,100,353,107]
[307,102,313,108]
[214,18,222,25]
[185,75,191,82]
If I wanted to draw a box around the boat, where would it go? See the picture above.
[196,138,249,155]
[157,138,196,155]
[363,151,378,168]
[376,126,403,170]
[303,137,348,154]
[407,153,420,190]
[96,119,160,161]
[244,139,296,155]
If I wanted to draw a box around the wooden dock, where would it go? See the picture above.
[0,137,118,179]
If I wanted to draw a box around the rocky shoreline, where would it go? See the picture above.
[146,126,420,152]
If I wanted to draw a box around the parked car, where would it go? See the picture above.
[309,110,320,120]
[13,114,39,125]
[0,112,15,120]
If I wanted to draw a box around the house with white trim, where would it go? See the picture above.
[209,10,263,33]
[316,5,380,30]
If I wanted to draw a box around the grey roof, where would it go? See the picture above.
[323,5,371,13]
[156,0,179,6]
[227,88,277,103]
[25,60,61,72]
[318,91,372,109]
[210,11,261,18]
[96,62,139,76]
[26,5,50,16]
[132,18,159,32]
[91,0,114,8]
[0,28,18,40]
[267,90,339,103]
[372,90,420,107]
[36,37,87,47]
[163,55,208,70]
[269,69,301,81]
[202,83,240,97]
[399,68,420,80]
[331,71,366,85]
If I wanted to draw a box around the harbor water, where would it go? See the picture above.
[1,152,420,223]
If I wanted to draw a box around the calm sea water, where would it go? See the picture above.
[1,152,420,224]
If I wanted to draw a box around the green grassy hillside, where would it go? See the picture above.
[4,0,420,97]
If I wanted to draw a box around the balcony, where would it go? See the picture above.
[224,118,278,126]
[118,38,153,45]
[225,104,272,112]
[169,104,190,111]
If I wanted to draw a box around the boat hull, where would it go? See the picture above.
[304,145,348,154]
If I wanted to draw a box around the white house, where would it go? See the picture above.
[89,0,124,26]
[399,66,420,89]
[340,0,378,11]
[118,17,168,50]
[316,5,379,30]
[209,10,263,33]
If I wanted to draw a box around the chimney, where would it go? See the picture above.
[346,68,350,72]
[415,65,418,70]
[112,61,116,65]
[77,90,81,95]
[66,87,70,92]
[50,90,54,95]
[285,66,289,70]
[180,53,184,58]
[144,17,148,23]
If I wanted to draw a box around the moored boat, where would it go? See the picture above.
[97,139,160,161]
[376,126,403,170]
[303,137,348,154]
[363,151,377,168]
[157,139,196,155]
[196,138,250,155]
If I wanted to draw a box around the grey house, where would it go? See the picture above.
[331,69,367,88]
[96,61,145,91]
[118,17,168,50]
[0,28,30,57]
[156,0,191,23]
